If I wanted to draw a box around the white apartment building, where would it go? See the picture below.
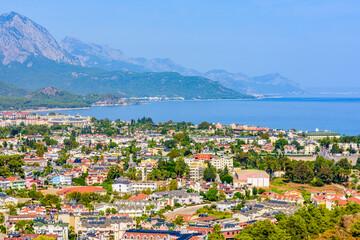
[210,156,233,170]
[112,178,157,193]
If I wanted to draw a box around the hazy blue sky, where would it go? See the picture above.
[2,0,360,88]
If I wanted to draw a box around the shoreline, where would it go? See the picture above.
[7,96,356,113]
[21,98,257,113]
[24,107,92,113]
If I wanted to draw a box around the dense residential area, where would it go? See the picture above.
[0,112,360,240]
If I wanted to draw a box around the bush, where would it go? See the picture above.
[312,179,325,187]
[258,188,266,194]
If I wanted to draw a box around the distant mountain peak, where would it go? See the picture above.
[0,11,25,22]
[61,36,136,66]
[0,12,78,65]
[204,70,305,96]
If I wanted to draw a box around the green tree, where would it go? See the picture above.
[15,220,34,234]
[33,236,56,240]
[173,133,185,144]
[317,166,334,184]
[198,121,211,130]
[164,140,177,149]
[233,152,250,168]
[172,216,184,226]
[279,215,308,240]
[294,161,314,183]
[274,138,289,151]
[330,143,341,154]
[169,179,178,191]
[40,194,61,207]
[220,174,233,184]
[203,163,217,182]
[206,188,218,201]
[36,143,45,157]
[108,142,118,149]
[207,224,225,240]
[264,155,279,175]
[235,219,289,240]
[351,219,360,237]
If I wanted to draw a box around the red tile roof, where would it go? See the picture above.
[128,193,149,200]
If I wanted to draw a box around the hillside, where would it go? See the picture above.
[0,79,27,97]
[204,71,305,96]
[62,37,305,96]
[0,86,137,110]
[0,56,247,99]
[0,12,249,100]
[0,12,78,65]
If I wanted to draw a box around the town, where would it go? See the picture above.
[0,112,359,240]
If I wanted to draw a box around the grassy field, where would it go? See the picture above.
[267,178,344,196]
[196,206,233,219]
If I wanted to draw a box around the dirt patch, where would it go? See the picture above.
[266,181,345,194]
[40,186,74,195]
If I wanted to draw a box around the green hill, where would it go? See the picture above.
[0,79,27,97]
[0,57,251,100]
[0,86,135,110]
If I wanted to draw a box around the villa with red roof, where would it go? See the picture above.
[128,193,149,201]
[20,205,46,216]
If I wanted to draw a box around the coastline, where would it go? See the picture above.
[24,107,92,113]
[6,96,353,113]
[23,102,145,113]
[21,98,256,113]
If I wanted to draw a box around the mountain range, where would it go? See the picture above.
[62,36,305,96]
[0,11,305,103]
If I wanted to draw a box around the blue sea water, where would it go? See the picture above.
[39,98,360,135]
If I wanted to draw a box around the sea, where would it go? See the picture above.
[38,98,360,136]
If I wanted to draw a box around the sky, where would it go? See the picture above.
[1,0,360,88]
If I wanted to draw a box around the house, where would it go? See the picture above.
[121,229,202,240]
[25,179,43,190]
[5,233,58,240]
[112,178,157,193]
[272,171,285,178]
[233,169,270,187]
[23,157,48,167]
[76,216,135,240]
[128,193,149,201]
[19,204,46,215]
[112,178,133,193]
[61,201,88,213]
[260,191,304,205]
[7,177,26,189]
[0,193,18,207]
[216,200,237,211]
[210,156,233,170]
[0,178,10,190]
[49,175,72,185]
[34,222,69,240]
[85,175,106,185]
[132,182,157,192]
